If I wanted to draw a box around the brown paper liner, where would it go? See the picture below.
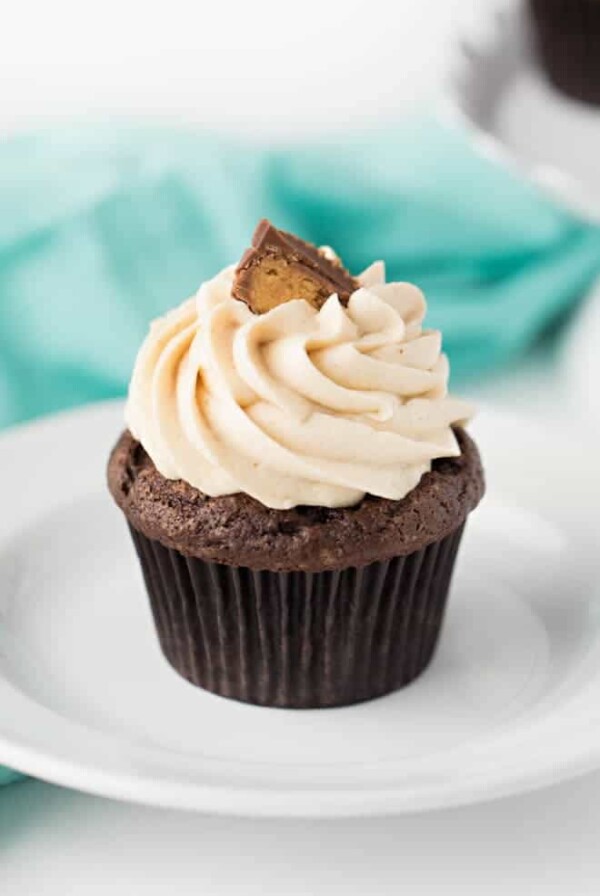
[128,523,465,708]
[530,0,600,105]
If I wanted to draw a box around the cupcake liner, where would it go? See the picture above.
[530,0,600,105]
[129,523,465,708]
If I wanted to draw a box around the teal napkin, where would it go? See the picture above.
[1,115,600,432]
[0,768,21,786]
[1,113,600,785]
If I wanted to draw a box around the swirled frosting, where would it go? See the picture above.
[125,260,472,509]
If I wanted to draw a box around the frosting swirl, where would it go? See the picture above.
[126,261,472,509]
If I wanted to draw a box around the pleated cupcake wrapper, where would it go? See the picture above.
[129,523,465,708]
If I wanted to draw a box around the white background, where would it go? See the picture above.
[2,0,600,893]
[0,0,482,140]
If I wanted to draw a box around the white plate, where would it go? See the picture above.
[0,401,598,817]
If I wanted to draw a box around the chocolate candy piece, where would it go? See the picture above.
[232,219,358,313]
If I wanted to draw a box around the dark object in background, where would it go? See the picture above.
[530,0,600,105]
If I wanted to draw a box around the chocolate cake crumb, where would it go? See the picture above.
[107,428,484,572]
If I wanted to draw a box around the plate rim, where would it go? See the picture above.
[1,398,599,817]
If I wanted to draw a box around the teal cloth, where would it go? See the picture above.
[2,114,600,784]
[2,115,600,431]
[0,768,21,786]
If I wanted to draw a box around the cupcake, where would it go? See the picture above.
[107,220,484,708]
[529,0,600,104]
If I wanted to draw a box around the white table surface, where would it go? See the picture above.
[2,772,600,895]
[3,0,600,892]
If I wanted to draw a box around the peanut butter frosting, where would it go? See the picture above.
[125,259,472,509]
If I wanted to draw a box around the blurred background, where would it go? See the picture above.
[1,0,474,137]
[2,1,600,890]
[1,0,599,430]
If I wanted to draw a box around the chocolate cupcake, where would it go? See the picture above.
[107,221,484,708]
[529,0,600,104]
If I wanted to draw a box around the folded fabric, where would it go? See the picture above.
[1,114,600,432]
[2,113,600,785]
[0,768,22,786]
